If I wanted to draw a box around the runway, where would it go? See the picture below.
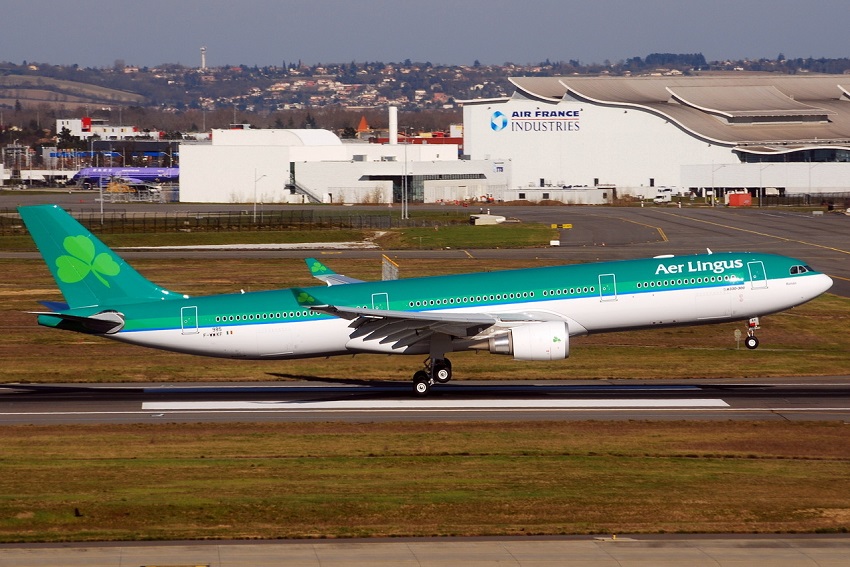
[2,377,849,425]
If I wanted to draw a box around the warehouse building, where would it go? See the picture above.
[462,75,850,202]
[179,110,509,204]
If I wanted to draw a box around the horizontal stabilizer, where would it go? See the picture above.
[34,310,125,335]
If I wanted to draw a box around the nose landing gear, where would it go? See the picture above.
[745,317,760,350]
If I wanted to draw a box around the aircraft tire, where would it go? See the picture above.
[745,336,759,349]
[434,359,452,384]
[413,371,431,396]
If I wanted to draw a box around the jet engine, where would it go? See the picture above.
[487,321,569,361]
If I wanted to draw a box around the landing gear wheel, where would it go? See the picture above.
[433,358,452,384]
[413,370,432,396]
[744,335,760,350]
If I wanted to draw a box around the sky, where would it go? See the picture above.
[5,0,849,69]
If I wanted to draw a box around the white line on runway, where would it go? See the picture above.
[142,399,730,411]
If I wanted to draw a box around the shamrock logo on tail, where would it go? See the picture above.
[56,235,121,287]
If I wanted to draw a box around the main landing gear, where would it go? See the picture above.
[745,317,760,350]
[412,357,452,396]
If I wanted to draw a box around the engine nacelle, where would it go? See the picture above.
[488,321,570,361]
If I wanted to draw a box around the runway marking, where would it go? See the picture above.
[142,399,730,411]
[654,210,850,255]
[614,216,668,242]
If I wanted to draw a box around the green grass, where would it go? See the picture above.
[0,221,555,250]
[0,421,848,542]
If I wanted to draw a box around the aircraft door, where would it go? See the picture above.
[372,293,389,310]
[181,306,199,334]
[747,261,768,290]
[598,273,617,302]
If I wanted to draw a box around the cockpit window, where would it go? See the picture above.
[790,265,812,275]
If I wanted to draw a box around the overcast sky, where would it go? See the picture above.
[6,0,848,69]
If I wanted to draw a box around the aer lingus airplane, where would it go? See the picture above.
[20,204,833,395]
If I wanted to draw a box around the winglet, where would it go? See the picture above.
[304,257,364,286]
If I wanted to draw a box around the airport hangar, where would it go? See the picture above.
[462,74,850,203]
[179,75,850,205]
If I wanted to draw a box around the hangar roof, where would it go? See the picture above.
[211,128,342,147]
[507,75,850,154]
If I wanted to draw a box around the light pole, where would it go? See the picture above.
[808,162,821,196]
[758,163,770,208]
[710,163,728,207]
[253,169,266,223]
[401,143,409,220]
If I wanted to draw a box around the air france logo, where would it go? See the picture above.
[490,111,508,131]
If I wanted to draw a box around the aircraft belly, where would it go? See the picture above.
[256,319,350,358]
[695,287,734,320]
[114,327,259,358]
[562,290,720,333]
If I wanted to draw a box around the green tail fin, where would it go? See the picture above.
[19,204,182,309]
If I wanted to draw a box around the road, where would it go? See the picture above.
[2,535,849,567]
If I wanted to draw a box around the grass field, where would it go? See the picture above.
[1,421,848,542]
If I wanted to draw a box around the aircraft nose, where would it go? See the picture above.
[816,273,833,295]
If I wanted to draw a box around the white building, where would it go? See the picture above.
[57,118,160,140]
[179,128,508,204]
[462,75,850,200]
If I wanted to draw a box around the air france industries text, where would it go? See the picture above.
[509,109,580,132]
[512,121,580,132]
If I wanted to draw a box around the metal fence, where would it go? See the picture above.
[0,208,465,236]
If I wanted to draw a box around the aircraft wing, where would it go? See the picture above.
[305,258,365,285]
[312,304,499,348]
[293,288,564,349]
